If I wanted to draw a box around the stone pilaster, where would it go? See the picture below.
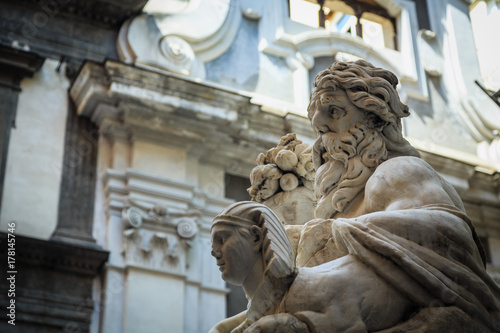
[51,99,99,247]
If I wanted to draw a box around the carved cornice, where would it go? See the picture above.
[70,60,301,176]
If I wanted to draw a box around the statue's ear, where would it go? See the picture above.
[250,225,263,250]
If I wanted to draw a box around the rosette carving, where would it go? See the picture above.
[159,35,195,75]
[176,218,198,239]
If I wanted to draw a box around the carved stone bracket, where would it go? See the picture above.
[121,201,200,273]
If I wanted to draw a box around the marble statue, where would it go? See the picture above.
[210,60,500,332]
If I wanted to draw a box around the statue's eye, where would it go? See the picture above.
[328,106,345,119]
[220,233,230,245]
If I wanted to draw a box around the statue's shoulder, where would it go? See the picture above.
[369,156,436,186]
[364,156,450,212]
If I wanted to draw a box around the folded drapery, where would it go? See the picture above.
[289,204,500,332]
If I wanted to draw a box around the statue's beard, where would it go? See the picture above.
[313,122,388,219]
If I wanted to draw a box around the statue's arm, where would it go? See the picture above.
[243,313,310,333]
[364,156,462,213]
[208,310,247,333]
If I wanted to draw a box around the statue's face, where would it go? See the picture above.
[309,88,386,217]
[211,224,260,286]
[310,89,366,138]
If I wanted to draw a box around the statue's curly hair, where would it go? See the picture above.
[308,60,419,158]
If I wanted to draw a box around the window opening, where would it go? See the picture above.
[289,0,398,50]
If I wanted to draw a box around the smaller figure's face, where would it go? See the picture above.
[211,224,260,286]
[310,89,366,136]
[248,164,281,202]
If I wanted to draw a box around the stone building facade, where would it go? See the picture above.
[0,0,499,332]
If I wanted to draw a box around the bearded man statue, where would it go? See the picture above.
[210,60,500,332]
[309,60,419,219]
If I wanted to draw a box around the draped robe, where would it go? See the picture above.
[280,156,500,332]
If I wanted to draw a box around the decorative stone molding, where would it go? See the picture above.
[478,137,500,171]
[122,227,186,272]
[123,201,199,239]
[177,217,198,239]
[374,0,404,17]
[103,167,235,223]
[121,202,200,273]
[124,207,144,228]
[70,60,295,177]
[117,0,243,77]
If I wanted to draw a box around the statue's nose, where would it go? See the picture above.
[312,110,330,134]
[211,249,221,259]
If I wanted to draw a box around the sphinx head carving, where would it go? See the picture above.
[211,201,296,291]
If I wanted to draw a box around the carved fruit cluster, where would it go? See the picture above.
[248,134,315,202]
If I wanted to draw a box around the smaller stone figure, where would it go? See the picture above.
[247,134,316,225]
[210,201,412,333]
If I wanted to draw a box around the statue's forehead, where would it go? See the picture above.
[211,223,235,236]
[318,89,348,102]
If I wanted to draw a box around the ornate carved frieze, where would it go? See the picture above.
[121,202,200,274]
[122,228,185,271]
